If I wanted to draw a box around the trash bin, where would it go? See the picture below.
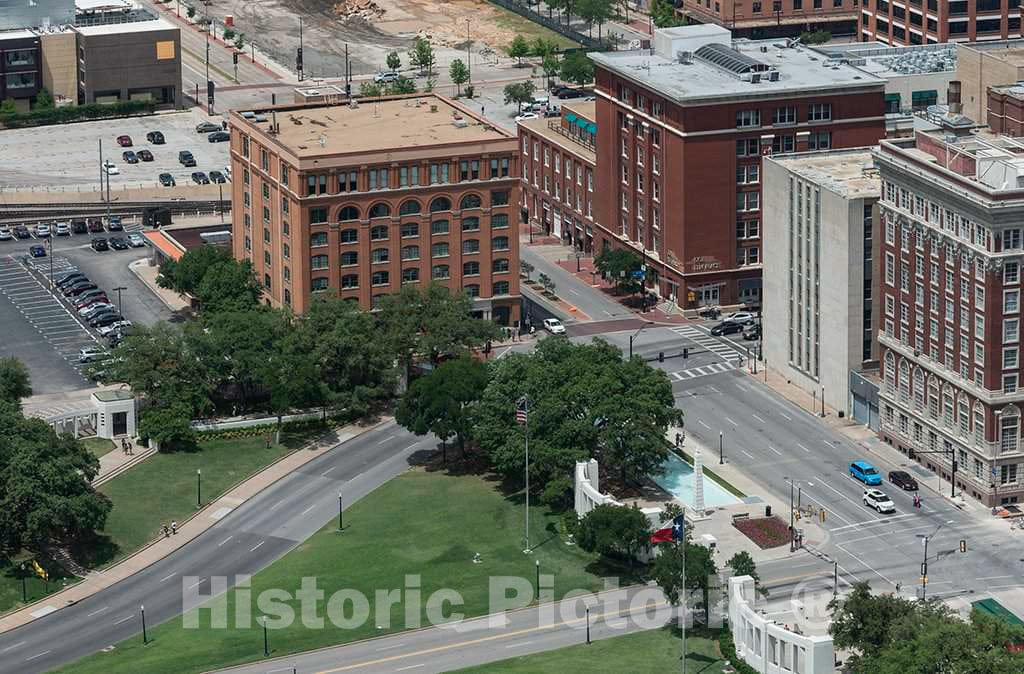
[765,504,772,517]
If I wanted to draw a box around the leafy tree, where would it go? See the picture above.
[800,29,831,45]
[409,36,435,76]
[594,247,643,294]
[650,539,718,622]
[542,54,560,90]
[449,59,470,96]
[531,37,558,58]
[650,0,684,28]
[0,401,111,555]
[828,582,924,668]
[157,245,233,298]
[138,402,196,450]
[503,81,536,114]
[541,474,574,511]
[396,357,488,461]
[0,357,32,404]
[360,81,382,97]
[576,504,650,567]
[385,76,417,95]
[560,51,594,86]
[34,88,54,111]
[726,550,768,597]
[577,0,614,39]
[194,258,262,314]
[0,99,15,115]
[223,27,236,41]
[386,50,402,71]
[186,4,196,18]
[234,33,245,51]
[507,35,531,67]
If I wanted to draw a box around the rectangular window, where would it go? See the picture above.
[772,106,797,125]
[736,109,761,127]
[1006,318,1020,343]
[808,103,832,121]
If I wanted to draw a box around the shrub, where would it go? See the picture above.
[0,99,156,129]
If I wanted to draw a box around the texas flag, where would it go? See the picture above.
[650,514,685,544]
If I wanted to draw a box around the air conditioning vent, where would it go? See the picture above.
[768,70,780,82]
[676,50,692,64]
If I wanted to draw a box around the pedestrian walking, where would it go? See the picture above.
[171,521,178,535]
[162,524,169,538]
[127,440,134,456]
[121,438,128,455]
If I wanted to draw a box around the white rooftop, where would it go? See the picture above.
[0,29,39,40]
[73,16,174,35]
[75,0,135,11]
[590,26,885,106]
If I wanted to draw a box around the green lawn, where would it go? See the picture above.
[490,7,581,51]
[0,561,78,615]
[59,470,632,674]
[456,626,726,673]
[81,436,116,459]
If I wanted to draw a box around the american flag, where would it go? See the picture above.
[516,398,529,425]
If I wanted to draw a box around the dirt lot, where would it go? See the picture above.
[204,0,575,78]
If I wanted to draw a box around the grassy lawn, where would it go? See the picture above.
[81,436,116,459]
[0,561,78,616]
[80,430,318,568]
[456,625,727,673]
[490,8,580,51]
[59,469,634,674]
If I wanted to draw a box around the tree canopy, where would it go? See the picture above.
[396,357,488,457]
[0,356,32,404]
[560,51,594,86]
[449,59,470,96]
[595,247,644,294]
[503,81,536,113]
[507,35,531,66]
[576,504,650,565]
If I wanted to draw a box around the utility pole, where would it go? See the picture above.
[113,286,126,315]
[719,431,724,464]
[466,19,472,88]
[297,18,304,82]
[789,478,795,552]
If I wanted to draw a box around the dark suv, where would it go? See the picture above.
[178,150,197,167]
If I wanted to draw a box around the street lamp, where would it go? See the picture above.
[196,468,202,507]
[141,604,148,644]
[20,562,27,603]
[719,431,724,465]
[260,615,269,656]
[113,286,127,316]
[585,605,591,645]
[535,559,540,601]
[784,477,815,552]
[338,490,344,531]
[628,321,655,359]
[917,524,943,600]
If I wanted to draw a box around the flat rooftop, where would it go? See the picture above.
[73,16,174,35]
[562,99,595,121]
[815,42,957,77]
[518,117,595,164]
[961,38,1024,64]
[769,149,879,199]
[239,95,514,158]
[590,35,883,105]
[0,29,40,40]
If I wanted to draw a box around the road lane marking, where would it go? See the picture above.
[768,446,782,456]
[698,420,711,430]
[24,650,51,661]
[780,412,792,421]
[376,434,396,445]
[187,579,203,590]
[160,573,176,583]
[505,640,534,649]
[375,643,406,651]
[1,641,25,653]
[321,466,337,476]
[797,443,811,453]
[86,606,109,617]
[724,417,738,427]
[978,575,1015,581]
[815,477,867,510]
[270,499,285,510]
[741,450,755,459]
[396,665,424,672]
[218,535,233,546]
[113,615,133,625]
[836,543,898,586]
[301,504,316,516]
[751,413,765,424]
[250,541,265,552]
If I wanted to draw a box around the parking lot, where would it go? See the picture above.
[0,108,231,190]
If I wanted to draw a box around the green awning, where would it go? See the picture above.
[575,117,588,129]
[885,93,901,102]
[912,90,938,102]
[564,112,577,123]
[586,122,597,133]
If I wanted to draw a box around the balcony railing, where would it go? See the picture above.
[547,120,595,154]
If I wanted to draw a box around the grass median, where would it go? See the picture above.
[455,625,725,673]
[58,469,635,674]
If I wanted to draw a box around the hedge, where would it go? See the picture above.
[0,99,157,129]
[717,627,759,674]
[195,413,355,442]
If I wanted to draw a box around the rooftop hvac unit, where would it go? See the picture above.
[676,50,692,64]
[750,73,761,83]
[768,70,780,81]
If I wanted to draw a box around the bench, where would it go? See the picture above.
[731,512,750,523]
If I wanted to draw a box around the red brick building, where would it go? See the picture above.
[859,0,1023,45]
[587,25,886,308]
[988,83,1024,135]
[680,0,857,39]
[517,100,598,252]
[228,94,521,325]
[875,126,1024,506]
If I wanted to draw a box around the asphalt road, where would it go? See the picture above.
[520,246,634,323]
[0,422,435,674]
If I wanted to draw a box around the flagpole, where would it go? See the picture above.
[524,395,530,554]
[681,533,686,674]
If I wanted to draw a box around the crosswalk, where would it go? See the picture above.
[669,325,745,363]
[667,360,736,381]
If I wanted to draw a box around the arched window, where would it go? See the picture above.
[493,258,510,273]
[310,232,328,247]
[927,376,939,420]
[312,277,329,291]
[339,206,360,221]
[974,402,987,448]
[912,368,925,411]
[372,248,389,263]
[311,254,329,270]
[341,228,358,243]
[399,199,421,216]
[370,225,389,241]
[463,261,480,276]
[429,196,451,213]
[401,245,420,261]
[465,284,480,298]
[462,239,480,254]
[942,386,955,428]
[957,395,970,438]
[432,264,450,279]
[493,280,510,295]
[461,216,480,232]
[341,274,359,289]
[341,251,358,266]
[898,359,910,404]
[884,352,896,395]
[369,203,391,219]
[460,194,482,210]
[492,236,510,251]
[999,405,1020,454]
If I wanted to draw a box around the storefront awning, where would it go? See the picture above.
[564,112,577,123]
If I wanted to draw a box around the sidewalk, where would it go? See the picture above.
[92,441,157,487]
[0,418,388,634]
[129,258,189,312]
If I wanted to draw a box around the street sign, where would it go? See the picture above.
[631,270,645,279]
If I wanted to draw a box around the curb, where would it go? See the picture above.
[0,418,390,632]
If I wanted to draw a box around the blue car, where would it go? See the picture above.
[29,244,46,258]
[850,460,882,486]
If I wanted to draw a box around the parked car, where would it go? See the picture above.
[158,173,176,187]
[87,218,104,233]
[888,470,919,491]
[107,216,123,231]
[195,121,221,133]
[137,149,154,162]
[710,321,744,336]
[116,134,132,147]
[64,282,98,296]
[191,171,210,185]
[108,237,129,250]
[81,302,115,318]
[127,233,147,248]
[554,86,587,99]
[178,150,197,167]
[55,222,71,236]
[145,130,165,144]
[99,320,132,337]
[0,227,12,240]
[374,71,399,84]
[742,323,760,341]
[207,131,230,143]
[104,164,120,175]
[29,244,46,258]
[222,166,231,180]
[78,346,107,363]
[122,150,139,164]
[57,271,88,287]
[90,237,109,251]
[863,489,896,514]
[35,223,51,237]
[90,311,123,327]
[514,112,538,123]
[722,311,756,325]
[208,170,226,184]
[850,460,883,486]
[74,293,109,310]
[13,225,30,239]
[71,219,88,234]
[542,318,566,335]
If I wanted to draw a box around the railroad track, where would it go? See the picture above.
[0,199,230,225]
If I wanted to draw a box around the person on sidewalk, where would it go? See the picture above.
[170,521,178,535]
[162,524,170,538]
[121,438,128,455]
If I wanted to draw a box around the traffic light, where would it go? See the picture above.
[296,47,304,72]
[959,539,967,553]
[683,347,689,359]
[921,562,928,576]
[658,351,664,363]
[233,51,239,64]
